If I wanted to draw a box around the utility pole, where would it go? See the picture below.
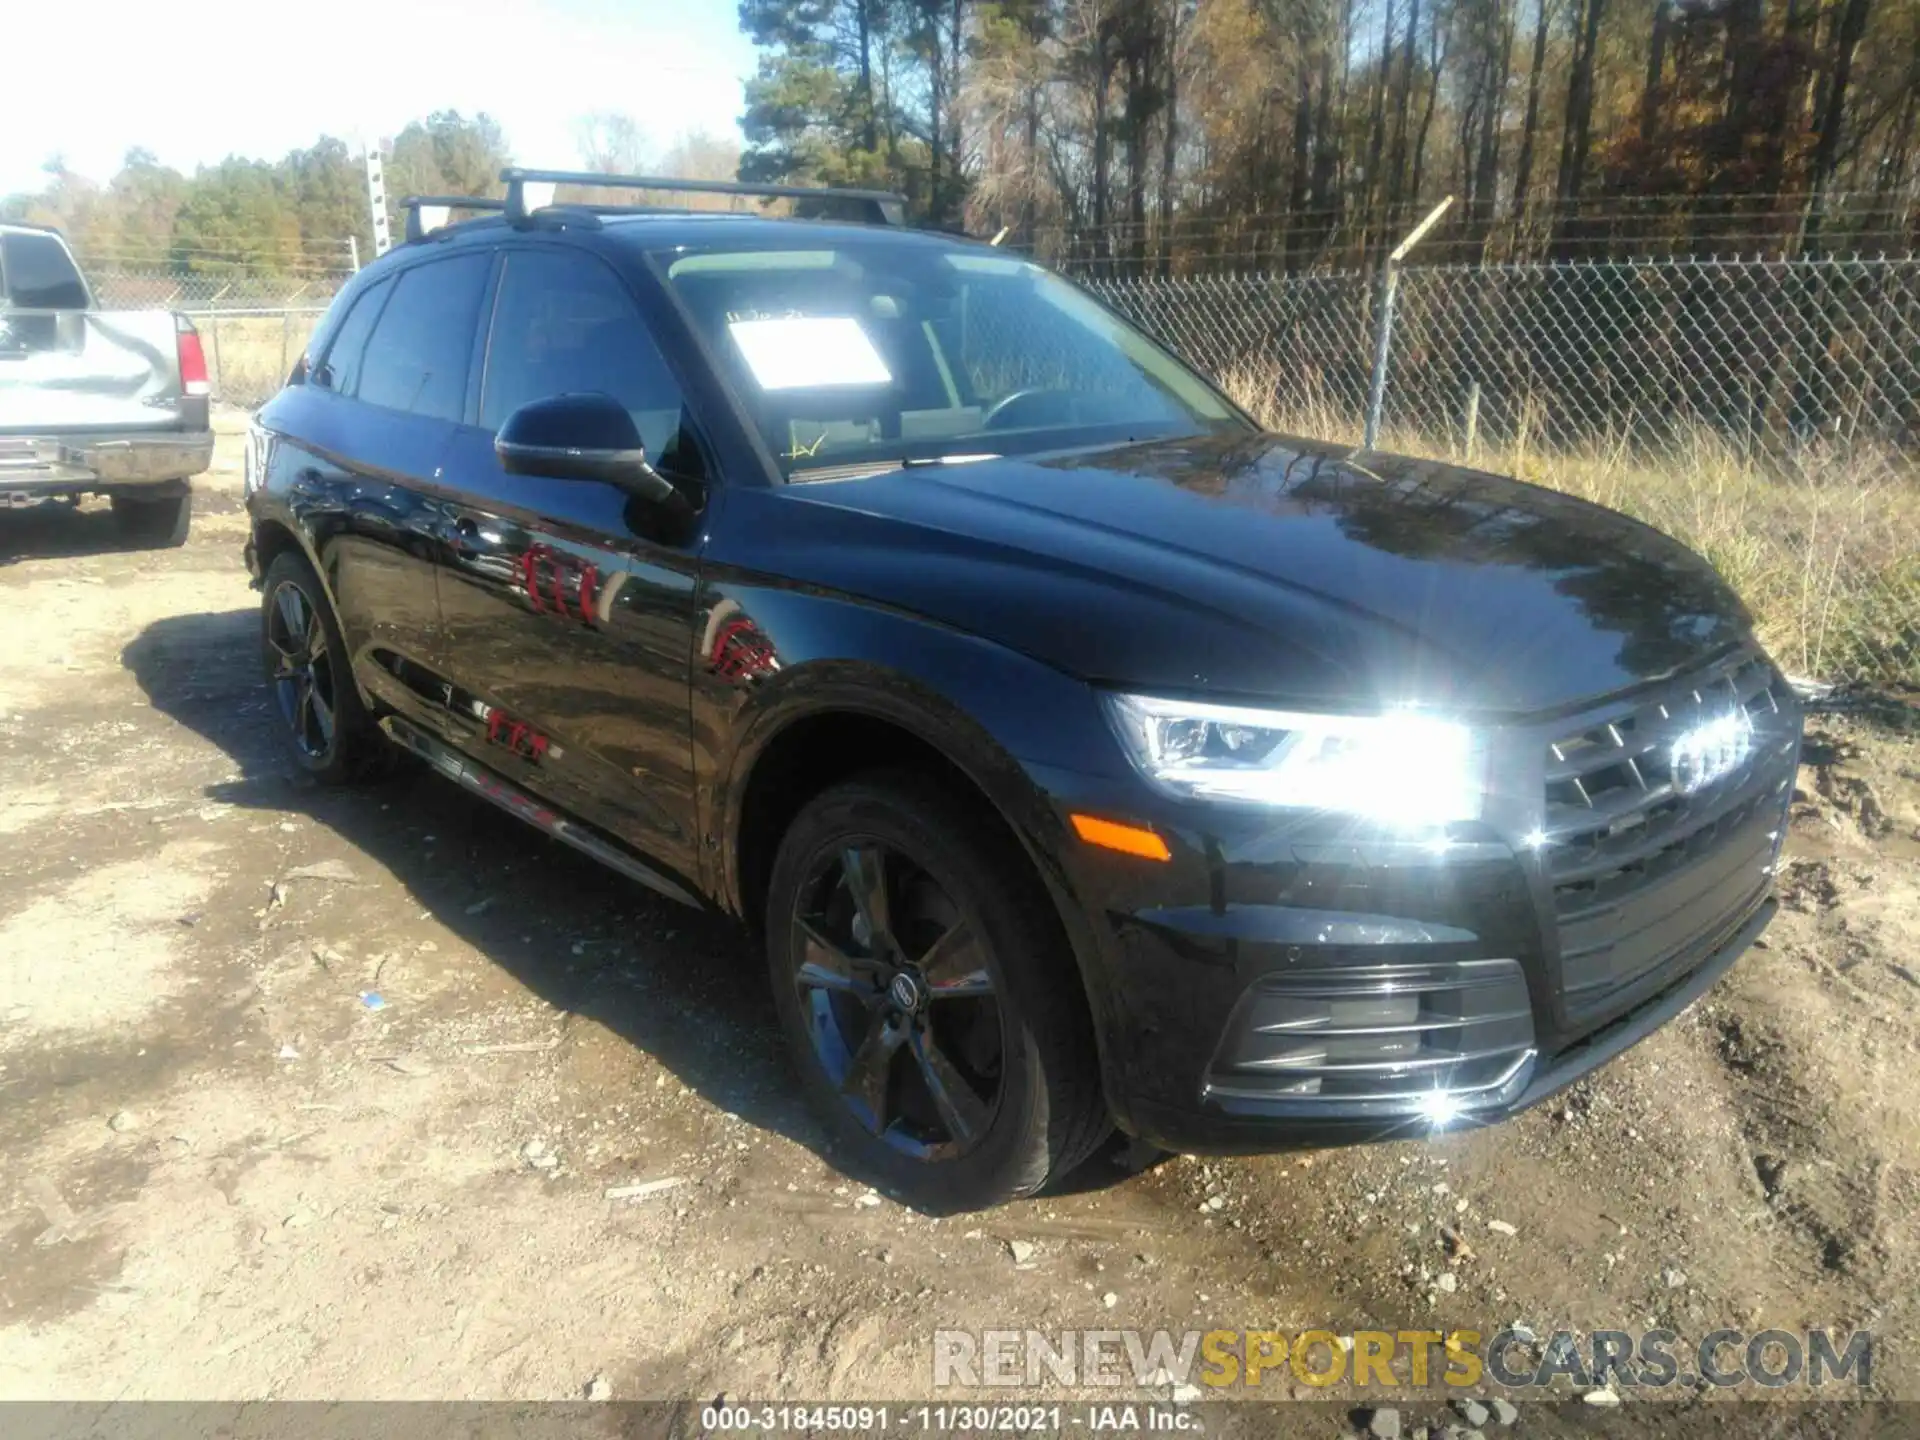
[364,142,393,258]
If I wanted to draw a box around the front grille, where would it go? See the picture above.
[1205,958,1536,1114]
[1540,650,1798,1017]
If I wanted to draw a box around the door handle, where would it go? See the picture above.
[443,515,483,556]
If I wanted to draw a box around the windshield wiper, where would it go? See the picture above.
[790,452,1001,482]
[788,459,909,482]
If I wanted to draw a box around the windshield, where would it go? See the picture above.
[656,239,1247,477]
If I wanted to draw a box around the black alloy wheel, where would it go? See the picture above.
[257,550,383,783]
[766,772,1111,1210]
[790,838,1006,1160]
[266,578,336,760]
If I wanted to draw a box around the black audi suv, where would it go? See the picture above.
[242,170,1802,1210]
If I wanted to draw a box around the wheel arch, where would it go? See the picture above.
[251,515,376,712]
[720,666,1130,1124]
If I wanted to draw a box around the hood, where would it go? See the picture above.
[760,432,1755,716]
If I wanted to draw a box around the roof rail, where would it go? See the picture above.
[499,168,908,228]
[401,195,507,244]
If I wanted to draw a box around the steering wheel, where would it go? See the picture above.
[982,388,1076,431]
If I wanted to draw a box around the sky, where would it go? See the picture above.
[0,0,757,196]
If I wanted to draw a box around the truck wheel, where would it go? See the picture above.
[111,491,191,548]
[260,551,383,783]
[766,772,1111,1212]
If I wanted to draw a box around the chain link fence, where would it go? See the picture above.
[1087,258,1920,688]
[89,268,350,313]
[186,308,328,407]
[74,260,1917,685]
[87,266,347,409]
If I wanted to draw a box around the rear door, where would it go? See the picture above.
[269,251,492,724]
[433,244,711,884]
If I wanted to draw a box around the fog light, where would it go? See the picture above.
[1205,958,1537,1114]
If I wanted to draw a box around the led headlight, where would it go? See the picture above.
[1103,692,1483,826]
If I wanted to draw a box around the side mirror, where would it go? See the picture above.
[494,393,677,505]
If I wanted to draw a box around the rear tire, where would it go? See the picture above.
[111,491,191,548]
[766,771,1111,1211]
[260,550,384,784]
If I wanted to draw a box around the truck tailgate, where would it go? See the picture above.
[0,309,189,433]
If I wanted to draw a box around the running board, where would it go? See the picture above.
[379,715,704,910]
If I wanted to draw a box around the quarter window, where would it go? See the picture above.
[313,275,391,394]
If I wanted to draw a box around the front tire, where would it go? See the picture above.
[766,772,1111,1211]
[111,490,191,548]
[259,550,383,783]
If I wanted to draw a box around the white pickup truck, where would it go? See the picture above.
[0,222,215,545]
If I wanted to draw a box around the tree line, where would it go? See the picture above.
[738,0,1920,270]
[1,112,512,276]
[11,1,1917,281]
[0,112,740,279]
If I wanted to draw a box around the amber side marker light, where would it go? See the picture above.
[1070,813,1172,862]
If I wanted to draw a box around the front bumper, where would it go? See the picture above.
[1028,649,1801,1153]
[0,430,213,497]
[1124,895,1774,1152]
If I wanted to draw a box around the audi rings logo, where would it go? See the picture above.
[1670,710,1754,795]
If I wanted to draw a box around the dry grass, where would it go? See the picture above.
[191,322,1916,683]
[197,314,317,408]
[1220,359,1920,685]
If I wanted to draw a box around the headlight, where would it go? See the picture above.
[1103,692,1483,826]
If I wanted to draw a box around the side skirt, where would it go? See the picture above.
[379,714,706,911]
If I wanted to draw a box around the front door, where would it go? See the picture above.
[433,244,711,888]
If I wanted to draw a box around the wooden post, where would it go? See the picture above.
[1464,382,1482,461]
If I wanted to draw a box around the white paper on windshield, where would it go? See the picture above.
[729,316,892,390]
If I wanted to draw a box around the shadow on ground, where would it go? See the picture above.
[0,491,243,565]
[121,607,1148,1205]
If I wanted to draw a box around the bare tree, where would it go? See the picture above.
[1551,0,1606,249]
[1510,0,1555,226]
[1806,0,1876,245]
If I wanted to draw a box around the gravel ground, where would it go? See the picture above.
[2,420,1917,1428]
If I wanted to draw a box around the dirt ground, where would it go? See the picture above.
[3,417,1919,1426]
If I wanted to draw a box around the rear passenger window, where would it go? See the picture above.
[1,231,89,310]
[481,249,695,470]
[314,276,391,394]
[356,254,490,421]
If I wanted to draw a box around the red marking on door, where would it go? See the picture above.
[485,707,552,763]
[516,544,600,625]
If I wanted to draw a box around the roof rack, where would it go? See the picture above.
[499,168,908,228]
[401,195,508,244]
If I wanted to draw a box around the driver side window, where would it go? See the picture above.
[481,249,702,478]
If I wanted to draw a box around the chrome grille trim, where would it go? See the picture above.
[1537,648,1799,1021]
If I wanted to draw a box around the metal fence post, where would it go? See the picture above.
[1363,267,1401,450]
[1363,196,1454,451]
